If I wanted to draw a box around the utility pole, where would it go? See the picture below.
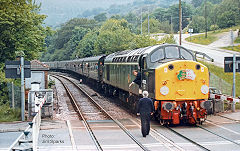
[179,0,182,45]
[20,54,25,121]
[148,6,150,35]
[12,82,15,109]
[231,30,235,112]
[205,0,208,38]
[171,15,173,34]
[141,8,142,35]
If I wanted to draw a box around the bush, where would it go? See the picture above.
[210,24,219,32]
[0,104,21,122]
[48,79,55,88]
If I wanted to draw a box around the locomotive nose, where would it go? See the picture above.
[155,60,209,101]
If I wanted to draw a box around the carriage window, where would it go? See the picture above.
[150,48,164,62]
[180,48,193,60]
[165,46,179,59]
[127,56,131,62]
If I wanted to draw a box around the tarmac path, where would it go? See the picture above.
[174,31,240,68]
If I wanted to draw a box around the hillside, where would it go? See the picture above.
[37,0,191,27]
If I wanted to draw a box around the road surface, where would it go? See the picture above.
[174,32,240,68]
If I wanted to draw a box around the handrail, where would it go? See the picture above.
[8,91,46,151]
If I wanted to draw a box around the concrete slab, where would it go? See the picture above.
[38,120,72,150]
[0,122,28,132]
[0,132,22,150]
[0,122,29,150]
[220,112,240,121]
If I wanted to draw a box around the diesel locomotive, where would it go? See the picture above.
[46,44,212,125]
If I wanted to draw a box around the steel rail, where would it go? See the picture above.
[197,125,240,146]
[51,75,103,151]
[166,126,210,151]
[54,74,149,151]
[216,115,240,123]
[132,119,185,151]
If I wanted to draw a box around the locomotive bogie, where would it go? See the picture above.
[155,100,207,125]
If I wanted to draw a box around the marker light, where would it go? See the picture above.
[160,86,169,95]
[201,85,209,94]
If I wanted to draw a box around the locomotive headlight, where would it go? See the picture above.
[201,85,209,94]
[162,102,175,111]
[160,86,169,95]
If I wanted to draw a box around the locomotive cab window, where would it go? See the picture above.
[180,48,193,60]
[150,48,164,62]
[165,46,179,59]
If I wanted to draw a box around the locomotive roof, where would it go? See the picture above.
[104,44,172,63]
[83,55,105,62]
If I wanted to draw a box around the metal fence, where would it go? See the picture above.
[209,72,232,95]
[7,82,21,108]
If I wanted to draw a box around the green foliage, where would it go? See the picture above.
[189,16,205,33]
[74,30,98,58]
[185,33,218,45]
[189,0,240,34]
[159,34,176,44]
[41,18,96,61]
[48,78,55,88]
[210,24,219,31]
[0,0,47,63]
[53,18,96,50]
[151,2,193,33]
[215,0,240,28]
[94,13,107,22]
[94,19,135,55]
[0,104,21,122]
[222,45,240,52]
[200,61,240,97]
[142,18,162,34]
[191,0,204,7]
[235,36,240,43]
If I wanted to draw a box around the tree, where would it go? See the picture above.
[54,18,96,49]
[94,19,134,55]
[73,30,98,58]
[142,18,161,34]
[0,0,47,63]
[94,13,107,22]
[189,16,205,33]
[64,27,89,60]
[191,0,204,8]
[215,0,240,28]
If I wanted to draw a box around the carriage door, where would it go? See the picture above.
[139,54,147,90]
[98,58,104,82]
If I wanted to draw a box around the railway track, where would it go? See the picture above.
[166,123,240,151]
[216,114,240,123]
[51,74,149,151]
[131,119,186,151]
[51,73,240,151]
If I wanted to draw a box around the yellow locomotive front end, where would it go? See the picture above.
[155,60,209,101]
[154,60,210,125]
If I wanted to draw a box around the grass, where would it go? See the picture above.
[234,36,240,43]
[185,25,240,45]
[221,45,240,52]
[185,33,218,45]
[221,36,240,52]
[217,25,240,33]
[199,61,240,110]
[0,104,21,122]
[199,61,240,97]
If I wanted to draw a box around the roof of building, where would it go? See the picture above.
[31,60,49,71]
